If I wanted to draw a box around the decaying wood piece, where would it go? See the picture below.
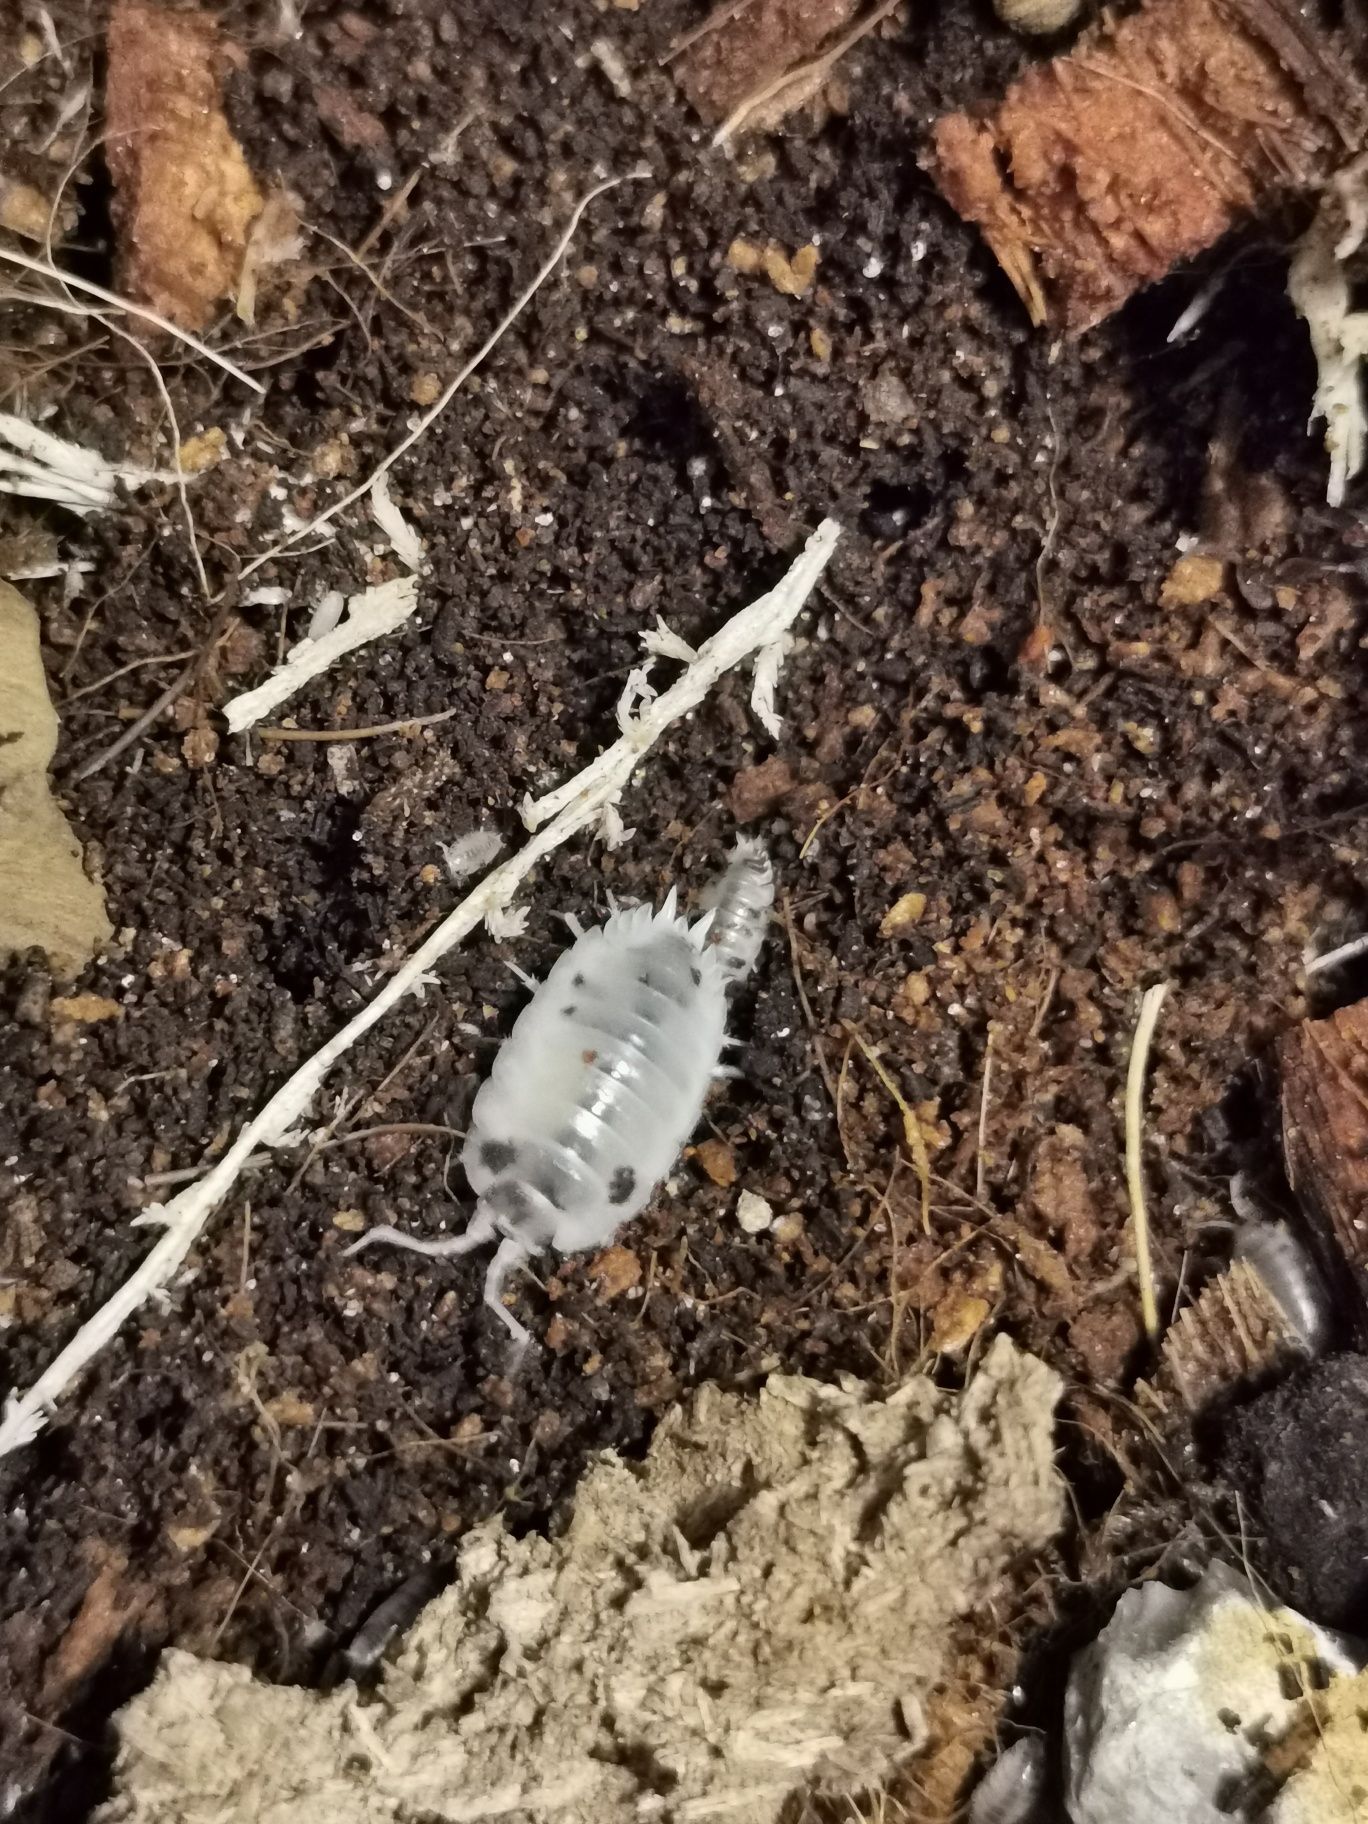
[675,0,860,132]
[930,0,1368,333]
[97,1339,1063,1824]
[1281,996,1368,1320]
[1137,1259,1301,1419]
[106,3,264,330]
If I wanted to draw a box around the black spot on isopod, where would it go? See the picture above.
[480,1140,517,1173]
[572,972,585,987]
[690,966,701,986]
[608,1165,636,1205]
[561,1004,577,1018]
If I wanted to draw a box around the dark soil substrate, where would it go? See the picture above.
[3,0,1368,1813]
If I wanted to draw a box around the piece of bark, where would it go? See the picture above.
[106,2,264,330]
[929,0,1368,333]
[1136,1260,1301,1420]
[0,583,112,978]
[1281,997,1368,1320]
[675,0,859,130]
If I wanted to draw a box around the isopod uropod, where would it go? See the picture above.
[348,884,737,1346]
[699,836,775,987]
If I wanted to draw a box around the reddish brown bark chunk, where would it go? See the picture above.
[930,0,1367,333]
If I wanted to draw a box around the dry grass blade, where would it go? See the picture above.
[1125,981,1170,1343]
[845,1023,932,1236]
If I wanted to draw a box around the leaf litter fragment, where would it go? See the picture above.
[0,583,112,977]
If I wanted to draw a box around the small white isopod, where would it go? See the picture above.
[348,885,738,1346]
[699,837,775,987]
[1233,1217,1332,1357]
[969,1737,1048,1824]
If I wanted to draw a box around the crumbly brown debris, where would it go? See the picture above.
[105,2,264,330]
[1281,995,1368,1321]
[675,0,860,130]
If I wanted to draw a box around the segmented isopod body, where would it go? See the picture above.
[1233,1218,1333,1357]
[348,890,729,1346]
[969,1738,1047,1824]
[699,838,774,986]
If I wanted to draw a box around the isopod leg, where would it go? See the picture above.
[343,1207,496,1261]
[483,1236,532,1348]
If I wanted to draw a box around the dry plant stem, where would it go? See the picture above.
[845,1024,932,1237]
[72,660,196,782]
[0,518,841,1457]
[256,709,460,742]
[104,316,210,599]
[0,247,263,393]
[1126,981,1170,1343]
[1306,930,1368,974]
[233,169,646,588]
[712,0,905,145]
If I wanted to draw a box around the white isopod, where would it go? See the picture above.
[348,889,731,1346]
[699,837,775,986]
[1233,1217,1332,1357]
[969,1738,1048,1824]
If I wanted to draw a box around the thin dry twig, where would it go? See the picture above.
[844,1023,932,1237]
[1306,930,1368,975]
[256,708,459,742]
[61,648,196,705]
[233,168,647,588]
[0,246,264,393]
[1125,981,1170,1344]
[74,606,234,780]
[0,519,841,1456]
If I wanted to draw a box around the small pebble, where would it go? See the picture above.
[737,1190,774,1234]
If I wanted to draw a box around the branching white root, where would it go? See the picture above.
[0,517,841,1457]
[222,576,420,733]
[0,410,180,514]
[1125,981,1170,1344]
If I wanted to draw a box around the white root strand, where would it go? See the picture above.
[0,517,841,1457]
[222,575,420,733]
[522,518,838,831]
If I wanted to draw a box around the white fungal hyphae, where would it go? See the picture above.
[348,890,729,1345]
[1233,1217,1332,1357]
[699,838,775,986]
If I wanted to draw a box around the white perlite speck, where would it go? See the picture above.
[736,1189,774,1233]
